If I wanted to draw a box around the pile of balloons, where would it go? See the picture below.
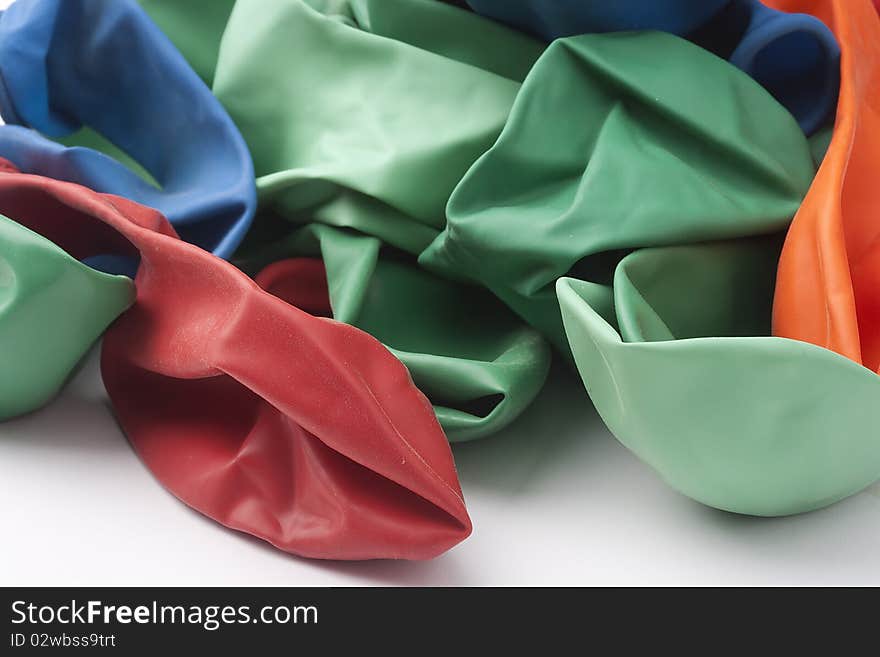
[0,0,877,560]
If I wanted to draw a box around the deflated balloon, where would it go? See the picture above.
[557,238,880,516]
[0,213,133,420]
[466,0,728,37]
[204,0,542,247]
[771,0,880,373]
[0,161,471,560]
[238,222,550,442]
[138,0,551,439]
[417,29,867,515]
[0,0,256,260]
[422,31,816,352]
[466,0,840,134]
[532,11,880,514]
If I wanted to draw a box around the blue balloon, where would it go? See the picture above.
[466,0,840,134]
[0,0,256,260]
[468,0,728,38]
[693,0,840,136]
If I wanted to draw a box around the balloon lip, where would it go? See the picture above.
[729,10,841,134]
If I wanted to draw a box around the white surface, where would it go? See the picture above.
[1,349,879,586]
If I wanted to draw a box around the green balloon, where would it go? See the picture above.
[0,215,134,420]
[140,0,544,251]
[557,238,880,516]
[141,0,236,85]
[138,0,551,439]
[421,32,816,352]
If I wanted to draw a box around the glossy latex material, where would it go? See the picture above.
[690,0,840,134]
[422,31,815,352]
[0,0,256,259]
[771,0,880,373]
[239,222,550,442]
[557,242,880,516]
[466,0,839,134]
[0,212,133,420]
[0,161,470,560]
[545,12,880,515]
[203,0,541,247]
[138,0,551,438]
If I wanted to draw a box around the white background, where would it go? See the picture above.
[1,351,879,586]
[1,0,879,586]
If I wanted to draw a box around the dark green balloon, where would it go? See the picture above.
[421,32,816,352]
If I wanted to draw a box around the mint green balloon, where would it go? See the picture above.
[238,222,550,442]
[0,215,134,419]
[215,0,542,250]
[557,238,880,515]
[138,0,551,440]
[421,32,816,352]
[141,0,545,253]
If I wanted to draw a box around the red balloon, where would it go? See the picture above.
[254,258,333,317]
[0,161,471,560]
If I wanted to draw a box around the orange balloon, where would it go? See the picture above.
[769,0,880,371]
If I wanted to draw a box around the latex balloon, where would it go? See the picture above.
[557,239,880,516]
[546,10,880,516]
[770,0,880,373]
[689,0,840,135]
[0,161,471,560]
[238,222,551,442]
[421,31,815,353]
[137,0,551,438]
[0,213,133,420]
[0,0,256,260]
[138,0,543,252]
[466,0,840,134]
[466,0,728,37]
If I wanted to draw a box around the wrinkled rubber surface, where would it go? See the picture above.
[0,0,256,259]
[422,31,815,352]
[771,0,880,373]
[141,0,543,244]
[239,222,550,442]
[549,6,880,515]
[0,161,471,560]
[139,0,551,439]
[466,0,840,134]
